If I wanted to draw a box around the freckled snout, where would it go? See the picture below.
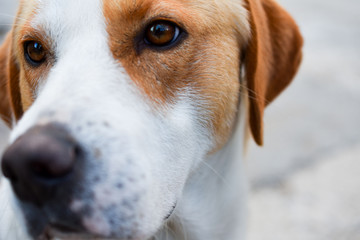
[1,124,81,206]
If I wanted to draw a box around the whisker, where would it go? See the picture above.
[239,82,271,105]
[164,222,177,240]
[0,14,28,23]
[165,224,170,240]
[198,159,230,188]
[0,113,12,124]
[0,13,16,19]
[178,216,188,240]
[0,24,14,27]
[0,81,8,88]
[0,23,24,28]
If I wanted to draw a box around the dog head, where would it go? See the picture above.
[0,0,302,239]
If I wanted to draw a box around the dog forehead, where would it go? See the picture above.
[102,0,249,30]
[20,0,248,31]
[26,0,104,38]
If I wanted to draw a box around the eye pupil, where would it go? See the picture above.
[145,21,179,47]
[151,24,172,38]
[25,41,46,65]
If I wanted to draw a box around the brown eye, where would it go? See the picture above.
[25,41,46,66]
[145,21,180,47]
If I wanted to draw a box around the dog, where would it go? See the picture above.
[0,0,302,239]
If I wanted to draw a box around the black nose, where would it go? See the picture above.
[1,124,80,206]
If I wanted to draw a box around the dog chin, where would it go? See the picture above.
[34,221,154,240]
[36,225,92,240]
[38,227,143,240]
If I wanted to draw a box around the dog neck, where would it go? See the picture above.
[155,96,249,240]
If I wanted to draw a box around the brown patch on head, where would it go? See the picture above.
[104,0,250,151]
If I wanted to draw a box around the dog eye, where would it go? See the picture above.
[24,41,46,66]
[145,21,181,47]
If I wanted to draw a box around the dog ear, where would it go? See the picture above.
[0,34,13,127]
[0,32,22,127]
[243,0,303,145]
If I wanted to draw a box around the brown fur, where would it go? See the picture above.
[0,34,13,126]
[0,32,22,126]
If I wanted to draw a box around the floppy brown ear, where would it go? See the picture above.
[243,0,303,145]
[0,32,22,128]
[0,34,13,127]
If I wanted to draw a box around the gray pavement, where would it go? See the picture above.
[0,0,359,239]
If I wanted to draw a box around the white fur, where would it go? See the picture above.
[0,179,30,240]
[0,0,250,239]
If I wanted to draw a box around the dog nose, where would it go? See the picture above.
[1,124,80,205]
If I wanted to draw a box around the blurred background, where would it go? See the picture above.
[0,0,359,239]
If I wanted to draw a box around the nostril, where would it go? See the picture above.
[30,161,48,178]
[30,161,63,180]
[27,144,79,181]
[1,159,18,183]
[74,145,82,157]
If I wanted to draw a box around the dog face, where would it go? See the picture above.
[0,0,302,239]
